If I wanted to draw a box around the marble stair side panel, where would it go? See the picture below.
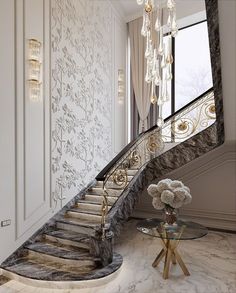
[107,124,220,237]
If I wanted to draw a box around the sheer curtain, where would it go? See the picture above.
[129,17,152,134]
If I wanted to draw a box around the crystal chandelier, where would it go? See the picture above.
[137,0,178,127]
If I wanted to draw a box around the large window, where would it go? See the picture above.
[163,20,213,119]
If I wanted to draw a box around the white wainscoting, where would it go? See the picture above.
[0,0,53,263]
[0,0,16,264]
[134,142,236,231]
[15,0,51,239]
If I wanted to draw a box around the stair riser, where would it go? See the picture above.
[84,195,102,204]
[127,170,138,176]
[67,211,102,222]
[27,251,97,268]
[56,222,96,236]
[84,195,117,205]
[103,182,126,189]
[89,188,122,197]
[44,235,90,250]
[74,207,103,216]
[76,203,102,212]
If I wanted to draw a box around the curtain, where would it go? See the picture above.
[130,86,158,141]
[129,17,152,134]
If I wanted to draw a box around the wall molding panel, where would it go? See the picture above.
[15,0,51,239]
[134,143,236,231]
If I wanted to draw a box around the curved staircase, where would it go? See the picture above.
[1,88,224,285]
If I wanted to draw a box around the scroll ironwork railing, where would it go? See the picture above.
[100,89,216,233]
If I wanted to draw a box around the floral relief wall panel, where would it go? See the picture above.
[51,0,113,208]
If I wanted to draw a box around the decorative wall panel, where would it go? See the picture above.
[51,0,114,207]
[16,0,51,238]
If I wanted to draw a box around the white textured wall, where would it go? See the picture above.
[51,0,114,208]
[0,0,127,263]
[218,0,236,142]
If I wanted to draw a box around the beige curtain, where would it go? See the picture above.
[129,17,152,134]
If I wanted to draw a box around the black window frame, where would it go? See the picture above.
[167,19,209,117]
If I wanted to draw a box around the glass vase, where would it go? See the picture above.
[163,205,178,226]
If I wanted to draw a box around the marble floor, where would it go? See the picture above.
[1,219,236,293]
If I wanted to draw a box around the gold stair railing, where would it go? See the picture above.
[100,89,216,231]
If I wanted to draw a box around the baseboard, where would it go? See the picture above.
[133,209,236,232]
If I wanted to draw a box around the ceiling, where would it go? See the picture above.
[110,0,206,23]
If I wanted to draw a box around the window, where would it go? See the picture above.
[163,20,213,118]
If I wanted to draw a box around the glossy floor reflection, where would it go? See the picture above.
[1,219,236,293]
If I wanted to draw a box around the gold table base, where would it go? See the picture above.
[152,239,190,279]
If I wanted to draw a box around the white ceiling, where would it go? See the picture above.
[110,0,206,23]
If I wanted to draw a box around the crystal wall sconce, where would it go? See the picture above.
[29,39,42,60]
[118,69,125,104]
[28,39,42,101]
[28,80,41,101]
[29,59,41,80]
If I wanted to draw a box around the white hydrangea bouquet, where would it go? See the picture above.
[147,179,192,224]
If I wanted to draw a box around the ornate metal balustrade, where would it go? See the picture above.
[100,89,216,230]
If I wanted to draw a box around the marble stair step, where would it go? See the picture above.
[2,257,97,281]
[26,241,93,260]
[84,194,117,205]
[76,202,103,212]
[26,242,99,267]
[127,169,139,176]
[89,187,123,197]
[56,217,100,236]
[70,206,103,216]
[77,199,112,207]
[66,210,102,222]
[43,229,91,250]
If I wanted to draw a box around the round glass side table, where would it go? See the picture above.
[136,218,208,279]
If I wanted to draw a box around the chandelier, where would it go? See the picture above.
[136,0,178,127]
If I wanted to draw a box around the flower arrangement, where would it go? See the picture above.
[147,179,192,210]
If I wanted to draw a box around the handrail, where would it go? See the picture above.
[96,87,213,181]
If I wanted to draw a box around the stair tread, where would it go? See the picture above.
[44,229,90,243]
[84,195,117,205]
[2,258,98,281]
[86,193,118,198]
[69,207,102,216]
[26,242,95,261]
[57,217,101,228]
[89,187,123,194]
[77,199,112,206]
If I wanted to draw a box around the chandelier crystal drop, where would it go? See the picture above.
[136,0,178,127]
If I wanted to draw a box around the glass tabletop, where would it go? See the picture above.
[136,218,208,240]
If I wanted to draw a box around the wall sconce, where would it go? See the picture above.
[28,80,41,101]
[118,69,125,104]
[28,39,42,101]
[29,59,41,80]
[29,39,42,60]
